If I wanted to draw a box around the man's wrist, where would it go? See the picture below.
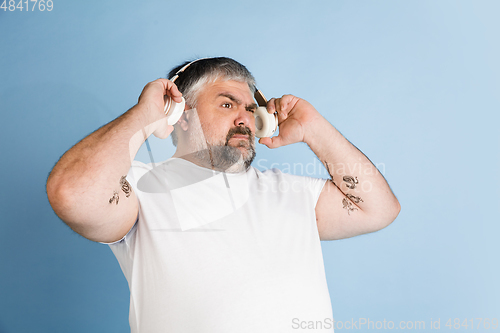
[302,114,332,148]
[133,102,167,133]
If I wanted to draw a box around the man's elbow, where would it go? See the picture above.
[46,177,74,222]
[377,198,401,230]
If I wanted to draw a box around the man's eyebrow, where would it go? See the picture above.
[246,103,257,111]
[218,93,241,104]
[218,93,257,110]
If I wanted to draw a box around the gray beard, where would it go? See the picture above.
[184,110,256,173]
[191,142,255,173]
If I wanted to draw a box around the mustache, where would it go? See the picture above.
[225,126,253,145]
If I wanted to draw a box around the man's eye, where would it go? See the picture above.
[222,103,232,108]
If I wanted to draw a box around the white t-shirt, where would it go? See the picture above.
[107,158,333,332]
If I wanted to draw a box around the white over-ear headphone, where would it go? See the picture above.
[164,58,209,125]
[253,89,278,138]
[164,58,278,138]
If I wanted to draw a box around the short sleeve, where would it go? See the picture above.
[301,175,328,205]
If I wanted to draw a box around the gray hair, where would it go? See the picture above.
[167,57,256,146]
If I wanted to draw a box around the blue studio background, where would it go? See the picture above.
[1,0,499,332]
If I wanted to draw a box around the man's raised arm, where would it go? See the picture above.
[259,95,400,240]
[46,79,181,243]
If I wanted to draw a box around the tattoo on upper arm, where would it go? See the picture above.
[109,191,119,205]
[346,193,363,203]
[342,178,363,215]
[342,198,358,215]
[323,165,364,215]
[109,176,132,205]
[343,175,358,189]
[120,176,132,197]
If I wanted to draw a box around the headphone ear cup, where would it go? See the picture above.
[254,107,278,138]
[164,97,186,125]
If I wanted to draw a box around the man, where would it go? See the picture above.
[46,57,400,332]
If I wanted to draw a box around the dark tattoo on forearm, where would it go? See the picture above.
[346,193,363,203]
[120,176,132,197]
[343,175,358,189]
[342,198,358,215]
[109,191,119,205]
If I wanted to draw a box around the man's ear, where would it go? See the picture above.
[177,109,190,131]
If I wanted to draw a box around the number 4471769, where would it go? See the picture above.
[1,0,54,11]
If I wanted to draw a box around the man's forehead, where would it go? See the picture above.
[205,79,253,100]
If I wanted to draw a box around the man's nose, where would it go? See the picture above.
[234,107,253,128]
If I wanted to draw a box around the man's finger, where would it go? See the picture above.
[267,98,277,113]
[259,135,284,149]
[156,78,183,102]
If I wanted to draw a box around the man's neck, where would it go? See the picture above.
[173,148,248,173]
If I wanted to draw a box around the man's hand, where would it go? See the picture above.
[258,94,322,148]
[138,78,183,139]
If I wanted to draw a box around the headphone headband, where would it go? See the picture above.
[169,57,211,83]
[254,89,267,107]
